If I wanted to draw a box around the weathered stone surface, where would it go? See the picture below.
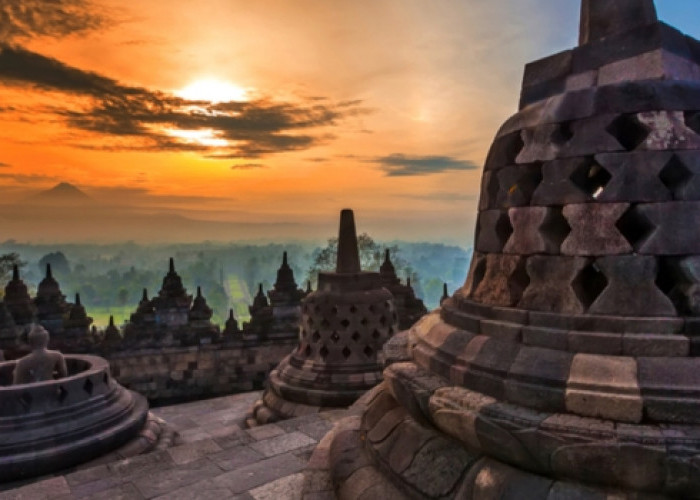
[495,164,543,208]
[588,256,676,316]
[598,49,700,87]
[561,203,631,256]
[475,210,512,253]
[622,333,689,357]
[594,151,673,202]
[504,207,568,255]
[634,202,700,255]
[506,346,573,413]
[519,256,588,314]
[567,331,622,355]
[637,357,700,424]
[531,158,596,205]
[471,254,528,307]
[565,354,642,423]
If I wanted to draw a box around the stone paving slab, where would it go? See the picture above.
[0,391,339,500]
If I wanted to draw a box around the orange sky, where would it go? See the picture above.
[0,1,695,243]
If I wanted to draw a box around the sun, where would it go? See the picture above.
[176,78,249,103]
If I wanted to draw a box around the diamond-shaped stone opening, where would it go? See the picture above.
[331,306,338,316]
[684,111,700,135]
[57,385,68,403]
[342,346,352,359]
[388,327,395,335]
[363,345,374,358]
[572,261,609,310]
[83,378,94,395]
[368,305,375,313]
[615,205,655,249]
[319,345,329,360]
[330,331,340,343]
[540,207,572,249]
[379,316,387,326]
[321,318,330,328]
[360,317,368,326]
[606,114,650,151]
[655,258,684,314]
[467,257,487,297]
[372,329,381,340]
[659,155,693,199]
[351,331,361,342]
[19,391,32,410]
[340,318,350,329]
[501,131,525,165]
[570,159,612,199]
[552,121,574,145]
[509,259,531,305]
[501,164,543,207]
[311,331,321,342]
[495,211,514,248]
[349,305,357,314]
[304,345,312,357]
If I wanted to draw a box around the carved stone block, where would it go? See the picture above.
[588,256,676,317]
[471,254,528,308]
[561,203,632,256]
[495,164,542,208]
[531,158,593,205]
[634,202,700,255]
[475,210,512,253]
[594,151,672,202]
[518,256,588,314]
[504,207,569,255]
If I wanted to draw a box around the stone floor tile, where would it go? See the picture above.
[131,458,222,499]
[0,476,71,500]
[211,453,307,494]
[249,472,304,500]
[79,482,144,500]
[209,444,265,471]
[250,432,317,457]
[167,439,223,465]
[246,424,286,441]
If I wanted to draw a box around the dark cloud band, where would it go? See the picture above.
[369,154,478,176]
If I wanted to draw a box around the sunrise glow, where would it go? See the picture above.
[176,79,250,104]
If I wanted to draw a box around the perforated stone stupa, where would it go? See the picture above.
[248,210,399,426]
[326,1,700,498]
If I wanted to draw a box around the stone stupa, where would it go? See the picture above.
[325,1,700,498]
[248,209,399,426]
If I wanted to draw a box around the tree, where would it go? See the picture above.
[38,251,71,276]
[306,233,412,286]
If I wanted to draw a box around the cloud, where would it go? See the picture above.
[368,154,479,176]
[231,163,265,170]
[0,45,359,158]
[0,162,10,168]
[0,0,107,43]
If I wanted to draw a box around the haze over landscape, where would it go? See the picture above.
[0,0,698,244]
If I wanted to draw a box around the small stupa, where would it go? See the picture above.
[3,265,36,327]
[248,209,399,426]
[378,249,428,329]
[33,264,70,337]
[151,258,192,327]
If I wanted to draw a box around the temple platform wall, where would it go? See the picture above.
[104,339,297,404]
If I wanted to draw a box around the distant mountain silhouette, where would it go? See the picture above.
[27,182,92,205]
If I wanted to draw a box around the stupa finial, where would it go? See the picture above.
[46,263,52,279]
[336,209,361,274]
[12,264,18,281]
[579,0,657,45]
[169,257,175,273]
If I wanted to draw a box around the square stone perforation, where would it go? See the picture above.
[330,331,340,343]
[311,331,321,343]
[572,260,609,310]
[659,155,693,200]
[83,377,94,395]
[363,345,374,358]
[655,257,684,315]
[351,331,361,342]
[497,163,543,207]
[615,205,655,250]
[605,114,651,151]
[569,158,612,200]
[342,346,352,359]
